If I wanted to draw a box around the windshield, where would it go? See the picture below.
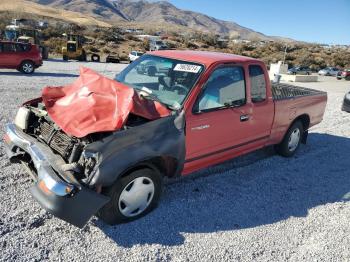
[116,55,204,109]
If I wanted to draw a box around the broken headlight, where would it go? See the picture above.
[14,107,31,130]
[82,151,99,176]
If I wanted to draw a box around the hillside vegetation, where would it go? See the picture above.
[0,1,348,69]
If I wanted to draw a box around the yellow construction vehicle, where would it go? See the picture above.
[61,34,88,61]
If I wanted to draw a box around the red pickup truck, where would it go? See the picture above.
[4,51,327,227]
[0,41,43,74]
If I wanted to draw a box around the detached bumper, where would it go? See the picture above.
[3,123,109,228]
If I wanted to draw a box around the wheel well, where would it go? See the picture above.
[293,114,310,131]
[20,60,34,66]
[119,156,178,179]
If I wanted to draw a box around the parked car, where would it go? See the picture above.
[287,66,312,75]
[105,54,120,63]
[149,40,168,51]
[341,91,350,112]
[0,41,42,74]
[318,67,340,76]
[337,69,350,80]
[4,51,327,227]
[128,51,144,63]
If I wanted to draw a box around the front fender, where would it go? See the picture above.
[83,111,186,187]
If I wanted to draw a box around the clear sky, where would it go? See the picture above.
[166,0,350,45]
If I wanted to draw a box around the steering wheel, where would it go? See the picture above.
[171,84,188,95]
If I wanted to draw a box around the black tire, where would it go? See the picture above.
[63,55,68,61]
[41,46,49,60]
[98,168,162,225]
[79,51,87,61]
[91,54,100,62]
[20,61,35,74]
[275,121,304,157]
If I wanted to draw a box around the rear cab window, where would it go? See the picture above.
[249,65,267,103]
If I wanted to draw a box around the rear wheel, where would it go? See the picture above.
[20,61,35,74]
[98,168,162,225]
[79,51,87,61]
[275,121,303,157]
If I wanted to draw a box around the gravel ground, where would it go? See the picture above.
[0,61,349,262]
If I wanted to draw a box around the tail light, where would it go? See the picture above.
[37,46,43,58]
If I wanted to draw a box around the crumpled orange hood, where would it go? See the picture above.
[41,67,170,138]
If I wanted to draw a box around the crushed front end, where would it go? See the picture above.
[3,66,186,228]
[3,103,111,228]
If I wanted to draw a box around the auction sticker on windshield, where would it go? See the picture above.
[174,64,202,73]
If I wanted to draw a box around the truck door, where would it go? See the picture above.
[185,65,252,173]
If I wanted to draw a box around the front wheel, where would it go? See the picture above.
[91,54,100,62]
[98,168,162,225]
[275,121,303,157]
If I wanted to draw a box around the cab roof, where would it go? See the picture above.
[149,50,261,67]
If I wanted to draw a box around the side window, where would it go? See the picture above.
[0,43,3,53]
[3,43,16,52]
[249,65,266,103]
[198,66,246,111]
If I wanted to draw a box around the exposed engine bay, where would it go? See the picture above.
[16,102,151,182]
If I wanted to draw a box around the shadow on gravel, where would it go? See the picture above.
[0,72,78,77]
[97,133,350,247]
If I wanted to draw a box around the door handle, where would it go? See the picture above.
[240,114,250,122]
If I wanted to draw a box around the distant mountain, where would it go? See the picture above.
[0,0,111,27]
[31,0,128,22]
[25,0,294,42]
[113,0,276,41]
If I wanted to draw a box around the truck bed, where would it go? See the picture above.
[270,82,327,145]
[272,82,326,100]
